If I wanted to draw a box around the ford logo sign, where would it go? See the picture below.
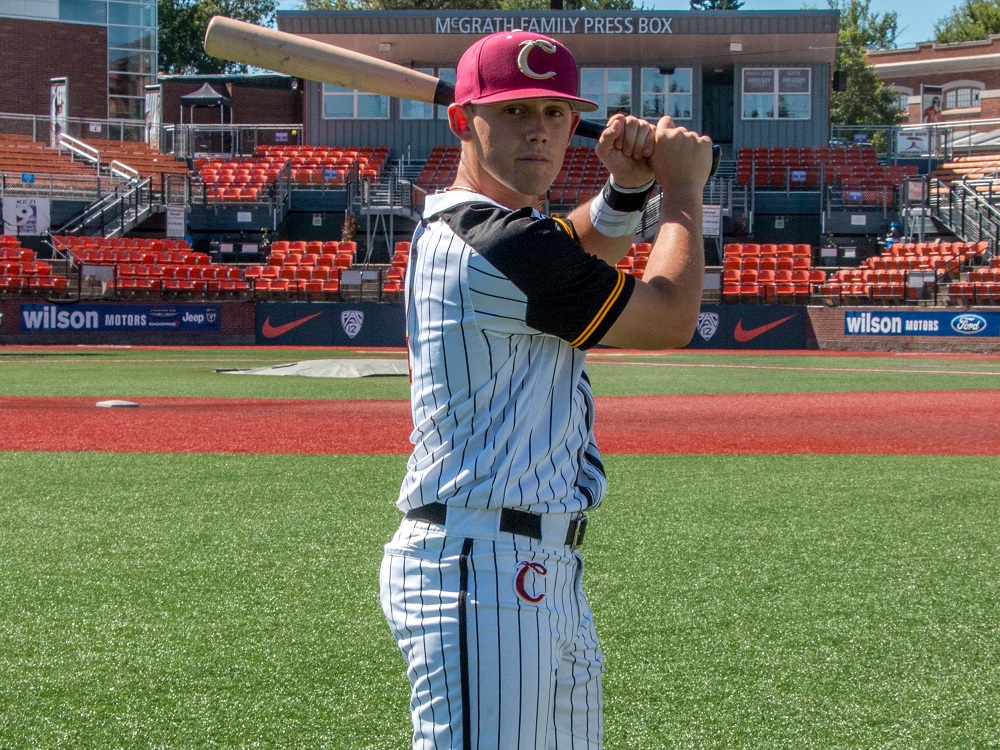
[950,313,988,335]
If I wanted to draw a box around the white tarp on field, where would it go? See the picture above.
[218,359,408,378]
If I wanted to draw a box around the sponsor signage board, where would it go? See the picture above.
[685,304,807,349]
[844,310,999,337]
[19,303,221,332]
[256,302,405,346]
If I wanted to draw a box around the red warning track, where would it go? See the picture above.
[3,391,998,455]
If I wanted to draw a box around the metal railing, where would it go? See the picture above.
[0,111,149,145]
[0,171,115,201]
[831,118,1000,162]
[55,176,155,238]
[162,123,304,160]
[56,134,101,170]
[929,178,1000,262]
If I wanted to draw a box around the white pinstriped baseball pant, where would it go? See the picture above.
[379,514,603,750]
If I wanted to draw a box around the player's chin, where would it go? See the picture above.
[512,164,558,196]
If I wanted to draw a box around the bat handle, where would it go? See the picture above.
[576,119,722,178]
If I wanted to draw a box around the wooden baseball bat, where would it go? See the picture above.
[203,16,720,174]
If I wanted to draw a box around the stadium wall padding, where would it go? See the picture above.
[2,300,996,352]
[255,301,406,346]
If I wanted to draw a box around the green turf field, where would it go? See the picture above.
[2,346,999,398]
[1,348,999,748]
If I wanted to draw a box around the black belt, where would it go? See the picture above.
[405,501,587,549]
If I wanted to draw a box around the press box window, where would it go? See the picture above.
[323,83,388,119]
[742,68,811,120]
[581,68,632,120]
[641,68,692,121]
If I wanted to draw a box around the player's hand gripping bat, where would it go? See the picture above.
[203,16,721,177]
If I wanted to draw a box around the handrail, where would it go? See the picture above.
[109,160,141,182]
[929,177,1000,261]
[57,133,100,169]
[55,176,154,238]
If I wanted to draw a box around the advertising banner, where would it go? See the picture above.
[684,305,808,349]
[145,84,162,150]
[50,77,68,148]
[256,302,405,346]
[19,304,221,333]
[920,84,943,124]
[2,197,51,236]
[897,128,930,156]
[844,310,999,338]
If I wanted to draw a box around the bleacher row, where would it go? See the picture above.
[719,239,997,305]
[736,146,920,203]
[192,145,391,200]
[0,234,411,301]
[3,231,1000,307]
[721,242,823,304]
[415,146,609,204]
[0,237,68,294]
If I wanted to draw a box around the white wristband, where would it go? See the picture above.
[588,178,655,238]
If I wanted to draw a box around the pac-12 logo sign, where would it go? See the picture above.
[697,312,719,341]
[514,561,547,604]
[340,310,364,339]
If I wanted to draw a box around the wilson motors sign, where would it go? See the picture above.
[844,311,1000,338]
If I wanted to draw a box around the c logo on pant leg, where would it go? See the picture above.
[514,561,547,604]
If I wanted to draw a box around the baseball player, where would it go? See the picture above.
[379,30,714,749]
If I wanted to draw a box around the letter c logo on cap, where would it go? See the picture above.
[517,39,558,80]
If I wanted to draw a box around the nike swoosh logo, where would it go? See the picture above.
[733,314,797,343]
[261,313,323,339]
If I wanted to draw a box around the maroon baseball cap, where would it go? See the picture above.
[454,30,598,113]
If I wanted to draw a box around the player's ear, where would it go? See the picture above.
[569,110,581,137]
[448,104,473,142]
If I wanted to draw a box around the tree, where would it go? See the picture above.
[159,0,278,74]
[689,0,744,10]
[934,0,1000,43]
[827,0,904,128]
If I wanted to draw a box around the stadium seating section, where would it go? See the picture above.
[0,235,70,295]
[0,133,99,178]
[736,146,919,204]
[415,146,608,204]
[1,133,996,309]
[193,145,390,201]
[721,243,824,304]
[816,241,990,305]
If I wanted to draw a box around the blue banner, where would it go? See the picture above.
[844,310,1000,337]
[19,303,221,332]
[256,302,405,346]
[685,305,808,349]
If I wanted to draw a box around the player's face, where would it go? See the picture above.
[464,99,579,203]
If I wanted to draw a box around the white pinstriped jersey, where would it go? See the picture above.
[399,190,635,516]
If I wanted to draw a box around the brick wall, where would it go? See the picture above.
[0,19,108,120]
[162,79,303,126]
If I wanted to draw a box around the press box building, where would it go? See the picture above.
[277,8,841,158]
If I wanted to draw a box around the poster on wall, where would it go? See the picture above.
[145,84,161,149]
[2,197,51,236]
[920,84,943,123]
[50,77,68,148]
